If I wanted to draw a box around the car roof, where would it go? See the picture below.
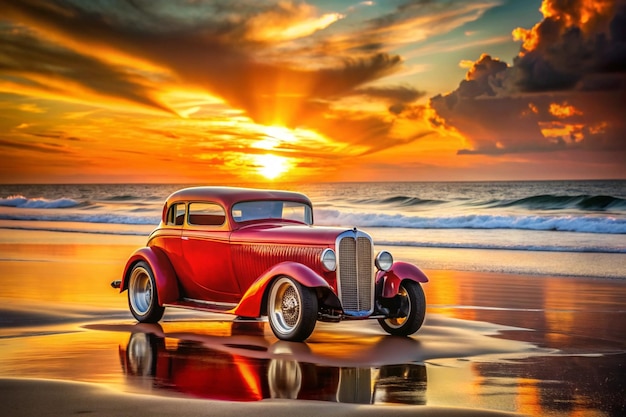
[166,186,312,207]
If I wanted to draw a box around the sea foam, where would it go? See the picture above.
[314,209,626,234]
[0,195,80,209]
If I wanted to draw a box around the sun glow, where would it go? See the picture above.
[255,154,290,180]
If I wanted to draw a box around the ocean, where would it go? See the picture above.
[0,181,624,279]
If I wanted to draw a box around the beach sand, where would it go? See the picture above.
[1,228,625,416]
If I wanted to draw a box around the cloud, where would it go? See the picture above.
[510,0,626,92]
[0,25,176,114]
[361,0,498,47]
[0,0,416,155]
[430,0,626,160]
[0,138,73,154]
[243,2,344,42]
[11,0,621,182]
[354,85,427,114]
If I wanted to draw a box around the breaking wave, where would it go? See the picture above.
[355,196,446,207]
[315,209,626,234]
[489,194,626,211]
[356,193,626,212]
[0,195,82,209]
[375,239,626,254]
[0,211,159,225]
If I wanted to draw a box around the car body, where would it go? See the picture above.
[112,186,429,342]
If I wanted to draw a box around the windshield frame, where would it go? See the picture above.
[231,200,313,225]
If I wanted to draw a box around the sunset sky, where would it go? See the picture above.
[1,0,624,184]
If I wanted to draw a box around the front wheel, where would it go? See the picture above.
[378,280,425,336]
[267,276,318,342]
[128,261,165,323]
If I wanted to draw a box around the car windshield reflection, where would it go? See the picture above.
[231,200,312,224]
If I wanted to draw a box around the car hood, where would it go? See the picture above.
[230,223,355,246]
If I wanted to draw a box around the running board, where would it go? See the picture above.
[165,298,237,313]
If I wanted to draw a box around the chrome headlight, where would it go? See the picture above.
[320,248,336,272]
[375,251,393,271]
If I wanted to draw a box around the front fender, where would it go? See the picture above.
[377,261,428,298]
[121,247,179,305]
[230,261,332,318]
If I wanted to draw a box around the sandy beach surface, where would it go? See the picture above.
[1,227,625,416]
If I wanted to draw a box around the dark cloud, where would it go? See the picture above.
[0,25,175,114]
[0,138,73,154]
[510,0,626,92]
[355,85,427,114]
[430,0,626,159]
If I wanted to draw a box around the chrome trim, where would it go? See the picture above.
[335,229,375,317]
[375,250,393,271]
[181,298,237,309]
[320,248,337,272]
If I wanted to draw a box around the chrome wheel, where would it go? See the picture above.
[128,261,164,323]
[267,276,317,342]
[129,266,152,315]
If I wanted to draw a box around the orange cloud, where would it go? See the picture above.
[244,3,344,42]
[514,0,618,55]
[548,102,583,118]
[0,0,624,183]
[430,0,625,170]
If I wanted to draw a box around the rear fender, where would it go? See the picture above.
[231,261,333,318]
[120,247,179,305]
[377,261,428,298]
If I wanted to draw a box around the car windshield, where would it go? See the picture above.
[232,200,312,225]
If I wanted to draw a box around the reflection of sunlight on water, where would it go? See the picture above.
[1,235,624,414]
[517,379,542,417]
[0,313,621,414]
[0,241,135,309]
[0,327,129,389]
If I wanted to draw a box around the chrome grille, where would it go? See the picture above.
[337,231,373,316]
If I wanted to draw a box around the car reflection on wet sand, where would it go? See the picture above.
[117,321,427,405]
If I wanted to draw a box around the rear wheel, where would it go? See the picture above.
[128,261,165,323]
[378,280,425,336]
[267,276,317,342]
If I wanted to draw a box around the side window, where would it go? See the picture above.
[166,203,186,226]
[188,202,226,226]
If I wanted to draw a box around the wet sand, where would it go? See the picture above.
[1,228,625,416]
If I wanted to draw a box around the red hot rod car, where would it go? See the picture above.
[112,187,429,342]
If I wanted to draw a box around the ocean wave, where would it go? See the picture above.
[103,195,141,201]
[2,205,624,234]
[315,209,626,234]
[356,196,446,207]
[0,195,81,209]
[0,212,160,225]
[0,224,149,236]
[376,240,626,253]
[490,194,626,211]
[352,193,626,212]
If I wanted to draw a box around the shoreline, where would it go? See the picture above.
[0,378,525,417]
[0,227,625,415]
[1,222,625,280]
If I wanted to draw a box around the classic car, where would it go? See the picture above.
[111,186,429,342]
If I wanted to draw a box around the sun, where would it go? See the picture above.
[256,154,290,180]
